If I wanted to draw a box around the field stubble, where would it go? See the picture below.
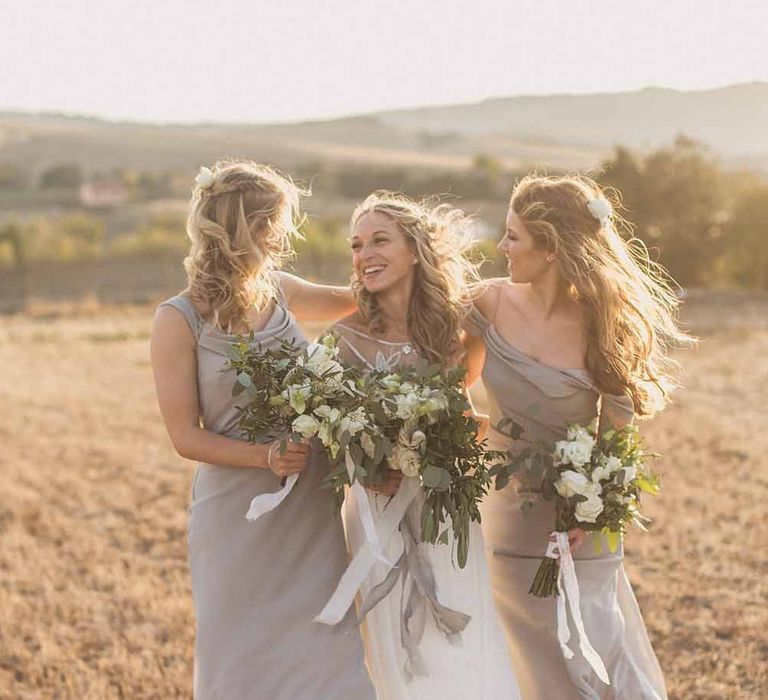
[0,293,766,699]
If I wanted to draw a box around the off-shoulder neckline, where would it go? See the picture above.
[483,322,589,375]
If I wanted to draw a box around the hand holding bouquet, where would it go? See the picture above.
[527,422,660,597]
[324,361,496,568]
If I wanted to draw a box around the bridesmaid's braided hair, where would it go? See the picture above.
[510,174,693,416]
[184,160,304,332]
[350,191,480,367]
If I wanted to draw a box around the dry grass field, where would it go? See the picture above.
[0,292,766,699]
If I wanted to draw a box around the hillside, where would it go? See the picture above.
[1,83,766,175]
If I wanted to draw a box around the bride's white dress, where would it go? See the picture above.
[333,323,521,700]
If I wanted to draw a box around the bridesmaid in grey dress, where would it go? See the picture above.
[466,174,691,700]
[151,161,375,700]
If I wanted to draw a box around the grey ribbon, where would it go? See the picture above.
[356,500,471,681]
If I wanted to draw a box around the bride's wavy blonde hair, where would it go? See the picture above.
[510,174,693,416]
[183,160,303,331]
[350,191,480,366]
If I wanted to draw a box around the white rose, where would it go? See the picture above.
[591,465,610,484]
[391,443,421,477]
[555,470,591,498]
[394,393,420,421]
[562,440,593,468]
[604,455,623,474]
[567,425,587,442]
[622,466,638,485]
[292,414,320,439]
[194,166,215,190]
[575,490,605,523]
[586,196,612,226]
[422,392,449,415]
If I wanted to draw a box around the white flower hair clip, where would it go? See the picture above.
[586,196,612,227]
[194,166,216,194]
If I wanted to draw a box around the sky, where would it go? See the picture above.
[2,0,767,124]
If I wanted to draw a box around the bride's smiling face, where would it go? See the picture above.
[351,211,416,293]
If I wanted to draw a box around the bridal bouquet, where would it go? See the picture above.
[228,333,365,452]
[523,422,660,597]
[324,361,496,568]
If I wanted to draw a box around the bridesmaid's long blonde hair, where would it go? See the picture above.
[184,160,304,331]
[351,192,480,366]
[510,174,692,416]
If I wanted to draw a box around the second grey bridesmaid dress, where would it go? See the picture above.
[468,304,668,700]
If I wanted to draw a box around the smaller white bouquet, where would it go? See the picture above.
[502,422,660,597]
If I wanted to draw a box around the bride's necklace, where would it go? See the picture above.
[375,335,415,355]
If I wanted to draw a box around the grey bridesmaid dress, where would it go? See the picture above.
[159,294,375,700]
[467,305,668,700]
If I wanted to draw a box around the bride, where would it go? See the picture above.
[319,192,521,700]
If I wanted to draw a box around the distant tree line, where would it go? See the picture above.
[600,136,767,289]
[0,137,766,289]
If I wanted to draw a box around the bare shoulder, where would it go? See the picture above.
[152,301,196,347]
[473,278,512,319]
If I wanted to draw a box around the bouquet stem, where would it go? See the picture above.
[529,556,559,597]
[529,504,570,598]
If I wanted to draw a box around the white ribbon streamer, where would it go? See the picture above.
[548,531,611,686]
[245,473,299,521]
[345,447,389,565]
[315,476,421,625]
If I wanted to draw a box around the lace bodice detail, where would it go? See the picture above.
[331,323,422,372]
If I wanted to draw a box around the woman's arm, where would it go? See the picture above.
[277,271,357,322]
[150,305,309,476]
[462,330,486,389]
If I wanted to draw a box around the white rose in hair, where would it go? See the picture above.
[587,196,612,224]
[555,470,591,497]
[195,166,216,190]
